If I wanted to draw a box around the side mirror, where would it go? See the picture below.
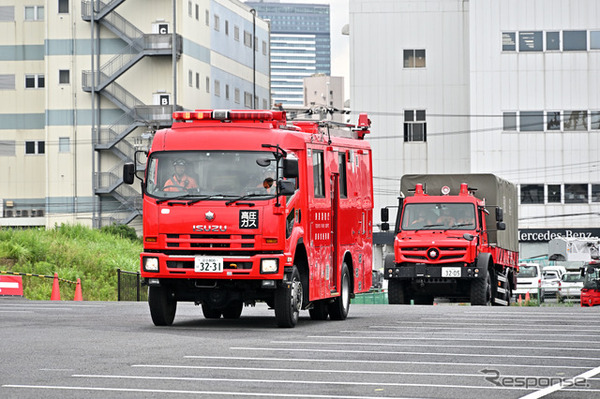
[497,222,506,231]
[495,207,504,222]
[463,233,474,241]
[282,158,299,178]
[381,208,389,222]
[587,266,596,274]
[123,163,135,185]
[278,179,296,196]
[381,222,390,231]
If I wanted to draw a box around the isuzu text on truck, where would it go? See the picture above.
[380,174,519,305]
[124,109,374,327]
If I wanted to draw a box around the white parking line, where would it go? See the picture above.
[309,335,600,345]
[370,325,599,333]
[519,365,600,399]
[231,346,600,362]
[274,340,600,353]
[70,373,535,391]
[1,385,419,399]
[341,330,600,338]
[383,321,600,329]
[184,355,592,370]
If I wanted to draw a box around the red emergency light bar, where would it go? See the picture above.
[172,110,286,122]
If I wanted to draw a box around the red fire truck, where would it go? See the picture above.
[124,109,373,327]
[380,174,519,305]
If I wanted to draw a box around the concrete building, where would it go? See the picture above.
[245,0,330,106]
[303,74,344,122]
[0,0,270,229]
[350,0,600,259]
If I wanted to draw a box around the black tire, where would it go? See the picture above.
[222,301,243,319]
[308,300,329,320]
[470,272,492,306]
[505,279,512,306]
[328,263,351,320]
[201,303,222,319]
[388,279,409,304]
[274,266,302,328]
[148,286,177,326]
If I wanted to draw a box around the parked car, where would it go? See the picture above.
[541,270,561,298]
[544,265,567,279]
[557,272,585,302]
[514,263,542,300]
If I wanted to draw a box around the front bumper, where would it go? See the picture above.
[384,263,483,280]
[140,252,289,280]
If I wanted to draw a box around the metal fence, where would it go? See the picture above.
[117,269,147,301]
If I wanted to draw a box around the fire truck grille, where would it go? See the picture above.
[401,246,467,262]
[166,261,253,270]
[164,234,256,249]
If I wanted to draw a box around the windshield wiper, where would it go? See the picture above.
[156,193,195,204]
[444,222,475,231]
[225,193,268,206]
[414,223,444,232]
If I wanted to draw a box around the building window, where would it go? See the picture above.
[592,184,600,202]
[403,49,426,68]
[262,40,267,56]
[0,6,15,22]
[195,4,199,20]
[263,99,268,109]
[0,74,16,90]
[214,80,220,97]
[547,184,561,203]
[225,20,229,35]
[564,184,588,203]
[502,32,516,51]
[563,30,586,51]
[24,5,44,21]
[188,70,192,87]
[225,84,229,100]
[234,26,240,41]
[0,140,16,156]
[312,150,325,198]
[591,111,600,130]
[234,88,240,104]
[188,1,192,17]
[214,15,219,31]
[521,184,544,204]
[547,111,561,130]
[519,31,542,51]
[25,141,45,155]
[503,112,517,131]
[25,74,44,88]
[195,72,199,89]
[59,70,70,84]
[244,31,252,48]
[520,111,544,131]
[564,110,587,131]
[59,137,70,153]
[546,31,560,50]
[244,91,252,108]
[404,110,426,142]
[205,9,209,26]
[205,77,210,93]
[591,31,600,49]
[58,0,69,13]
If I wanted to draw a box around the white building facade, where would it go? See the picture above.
[0,0,270,229]
[350,0,600,258]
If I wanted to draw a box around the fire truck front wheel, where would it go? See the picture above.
[148,286,177,326]
[201,303,222,319]
[328,263,351,320]
[274,266,303,328]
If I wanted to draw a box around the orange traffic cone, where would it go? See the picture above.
[51,273,61,301]
[518,295,522,306]
[73,278,83,301]
[525,291,530,303]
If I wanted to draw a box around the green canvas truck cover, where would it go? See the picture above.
[400,174,518,252]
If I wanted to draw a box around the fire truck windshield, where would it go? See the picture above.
[402,203,476,230]
[145,151,279,199]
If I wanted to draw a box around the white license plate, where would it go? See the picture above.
[442,267,461,278]
[194,256,224,273]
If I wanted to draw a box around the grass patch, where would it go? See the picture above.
[0,224,141,301]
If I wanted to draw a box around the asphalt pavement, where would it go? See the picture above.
[1,297,599,399]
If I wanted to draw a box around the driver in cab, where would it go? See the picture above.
[163,159,198,192]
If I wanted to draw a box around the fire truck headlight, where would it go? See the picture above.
[261,259,279,274]
[143,257,159,272]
